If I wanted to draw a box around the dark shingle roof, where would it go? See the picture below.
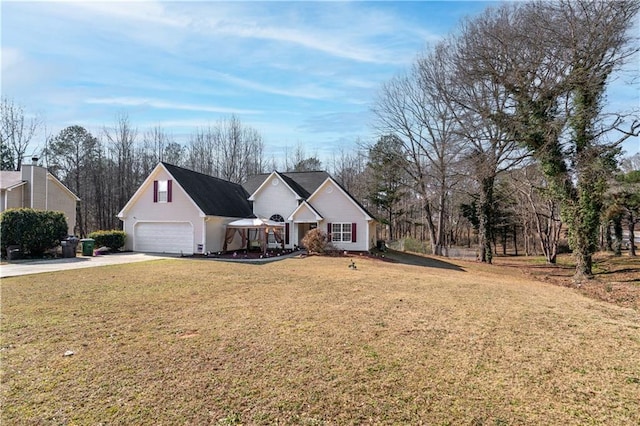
[242,173,270,196]
[243,171,330,198]
[162,163,254,218]
[243,170,376,220]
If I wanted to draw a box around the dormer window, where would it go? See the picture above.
[153,179,172,203]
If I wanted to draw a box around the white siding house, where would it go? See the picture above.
[118,163,254,255]
[119,165,377,255]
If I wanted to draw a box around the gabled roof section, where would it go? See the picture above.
[118,163,254,218]
[243,170,331,200]
[309,177,376,221]
[242,173,271,196]
[332,178,376,221]
[288,200,324,222]
[0,171,25,191]
[245,171,303,201]
[281,171,330,196]
[161,163,254,217]
[47,173,80,201]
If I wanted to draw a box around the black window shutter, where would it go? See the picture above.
[352,223,357,242]
[285,223,290,245]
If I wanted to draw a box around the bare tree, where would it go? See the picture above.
[439,25,530,263]
[216,115,264,182]
[0,98,39,171]
[620,153,640,173]
[45,125,99,236]
[104,113,138,218]
[510,163,563,263]
[185,116,265,183]
[455,0,639,278]
[185,125,217,176]
[283,143,322,173]
[373,44,462,256]
[139,125,174,175]
[330,144,369,202]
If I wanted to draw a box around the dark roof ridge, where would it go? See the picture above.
[160,162,253,218]
[161,162,240,185]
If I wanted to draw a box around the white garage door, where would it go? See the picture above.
[134,222,194,254]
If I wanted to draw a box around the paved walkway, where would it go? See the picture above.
[0,253,175,278]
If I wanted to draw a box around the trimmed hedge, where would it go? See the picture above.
[0,208,68,257]
[87,230,126,251]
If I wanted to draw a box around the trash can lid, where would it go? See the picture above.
[80,238,95,242]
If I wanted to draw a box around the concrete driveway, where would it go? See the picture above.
[0,252,176,278]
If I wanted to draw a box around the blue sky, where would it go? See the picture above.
[2,1,638,164]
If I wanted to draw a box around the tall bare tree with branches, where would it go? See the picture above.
[373,45,462,256]
[0,98,39,171]
[454,0,639,278]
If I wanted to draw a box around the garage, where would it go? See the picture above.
[134,222,194,254]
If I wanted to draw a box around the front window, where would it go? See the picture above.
[157,180,168,203]
[332,223,352,242]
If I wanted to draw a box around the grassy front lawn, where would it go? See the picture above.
[2,255,639,424]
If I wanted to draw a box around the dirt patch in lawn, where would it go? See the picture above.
[489,253,640,311]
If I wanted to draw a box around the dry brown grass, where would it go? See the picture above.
[2,254,639,425]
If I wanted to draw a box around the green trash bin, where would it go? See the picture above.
[80,238,95,256]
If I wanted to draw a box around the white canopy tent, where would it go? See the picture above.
[224,217,286,253]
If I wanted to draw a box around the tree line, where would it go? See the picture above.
[1,0,638,280]
[371,0,639,279]
[0,102,371,238]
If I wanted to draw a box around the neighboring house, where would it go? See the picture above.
[119,163,376,255]
[0,159,79,235]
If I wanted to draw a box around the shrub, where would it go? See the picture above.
[87,230,126,251]
[402,237,431,255]
[0,208,68,257]
[301,228,334,254]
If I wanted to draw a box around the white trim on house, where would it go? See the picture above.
[248,171,303,202]
[4,181,26,192]
[288,200,324,222]
[117,163,205,219]
[308,178,374,221]
[47,173,80,202]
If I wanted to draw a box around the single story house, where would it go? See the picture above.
[243,170,376,252]
[0,158,79,235]
[118,163,376,254]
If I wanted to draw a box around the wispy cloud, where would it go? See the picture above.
[85,97,262,115]
[207,71,341,101]
[1,47,23,71]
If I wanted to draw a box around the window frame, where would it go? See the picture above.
[157,180,169,203]
[331,222,352,243]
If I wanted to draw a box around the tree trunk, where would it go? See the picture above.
[613,216,623,256]
[422,201,438,256]
[574,250,593,282]
[477,175,495,264]
[629,215,637,257]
